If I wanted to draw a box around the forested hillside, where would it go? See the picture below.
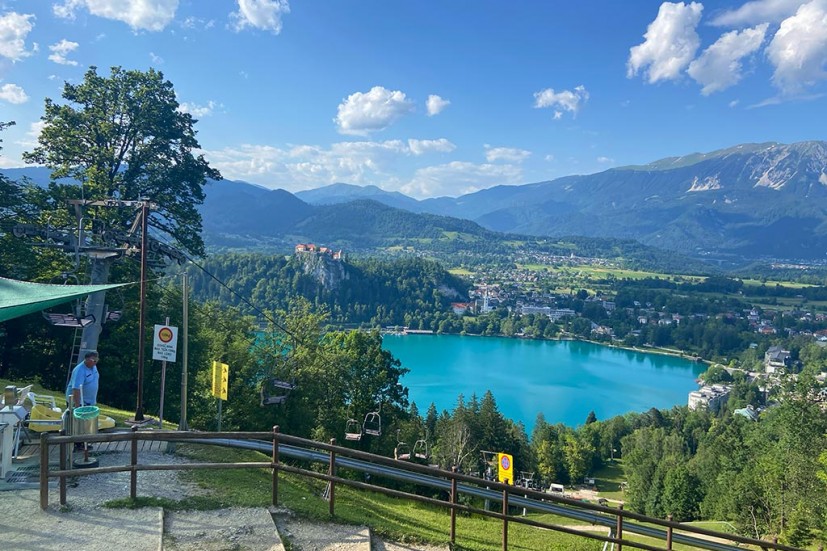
[187,252,470,326]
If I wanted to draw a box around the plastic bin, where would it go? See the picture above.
[73,406,100,435]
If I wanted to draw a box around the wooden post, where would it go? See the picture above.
[130,424,138,499]
[450,466,457,548]
[59,434,67,505]
[39,432,49,510]
[328,438,336,517]
[666,514,673,550]
[502,489,509,551]
[272,426,279,506]
[616,503,624,551]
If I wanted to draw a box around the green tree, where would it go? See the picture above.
[23,66,220,256]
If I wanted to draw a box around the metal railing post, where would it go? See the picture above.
[130,425,138,499]
[328,438,336,517]
[616,503,624,551]
[450,466,457,548]
[272,426,279,507]
[39,432,49,509]
[666,514,673,550]
[502,488,509,551]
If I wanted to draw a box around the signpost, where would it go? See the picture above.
[497,452,514,485]
[152,321,178,426]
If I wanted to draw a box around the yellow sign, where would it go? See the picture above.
[211,361,229,400]
[497,452,514,484]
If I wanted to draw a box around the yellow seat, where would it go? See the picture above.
[28,404,63,432]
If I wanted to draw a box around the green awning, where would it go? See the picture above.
[0,277,132,323]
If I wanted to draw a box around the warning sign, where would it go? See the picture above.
[211,361,229,400]
[497,452,514,484]
[152,324,178,362]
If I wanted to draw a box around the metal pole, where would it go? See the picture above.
[217,398,222,432]
[179,273,189,431]
[134,201,148,421]
[159,316,169,426]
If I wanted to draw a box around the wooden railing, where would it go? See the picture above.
[39,427,814,551]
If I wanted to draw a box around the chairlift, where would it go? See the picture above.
[363,411,381,436]
[42,273,95,328]
[260,378,295,405]
[412,438,429,460]
[260,354,297,406]
[344,418,362,441]
[394,429,411,460]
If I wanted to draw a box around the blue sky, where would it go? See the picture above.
[0,0,825,198]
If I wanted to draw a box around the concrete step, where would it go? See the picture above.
[164,507,284,551]
[271,509,370,551]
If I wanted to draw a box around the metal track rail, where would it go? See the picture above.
[201,437,743,551]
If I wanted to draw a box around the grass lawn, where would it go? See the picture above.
[173,443,605,551]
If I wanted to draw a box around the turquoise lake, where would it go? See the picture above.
[382,334,706,431]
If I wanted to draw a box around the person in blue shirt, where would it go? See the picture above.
[66,350,100,451]
[67,350,100,408]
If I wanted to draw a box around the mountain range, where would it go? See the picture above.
[5,140,826,262]
[294,141,827,260]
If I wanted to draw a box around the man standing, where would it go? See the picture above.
[66,351,100,451]
[66,350,100,408]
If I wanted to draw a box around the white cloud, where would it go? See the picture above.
[627,2,703,83]
[335,86,414,136]
[15,120,45,149]
[729,99,740,107]
[230,0,290,34]
[484,146,531,163]
[0,83,28,104]
[407,138,455,155]
[0,12,36,61]
[533,85,589,119]
[53,0,179,32]
[687,24,768,94]
[711,0,807,26]
[48,39,80,66]
[426,94,450,116]
[150,52,164,64]
[402,162,522,198]
[597,156,614,164]
[767,0,827,94]
[204,138,456,192]
[179,100,219,118]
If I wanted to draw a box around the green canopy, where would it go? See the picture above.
[0,277,131,323]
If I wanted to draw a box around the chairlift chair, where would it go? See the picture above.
[394,429,410,460]
[260,354,298,406]
[412,439,429,460]
[344,418,362,441]
[260,378,295,406]
[363,411,381,436]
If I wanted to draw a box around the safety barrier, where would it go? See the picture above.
[39,427,814,551]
